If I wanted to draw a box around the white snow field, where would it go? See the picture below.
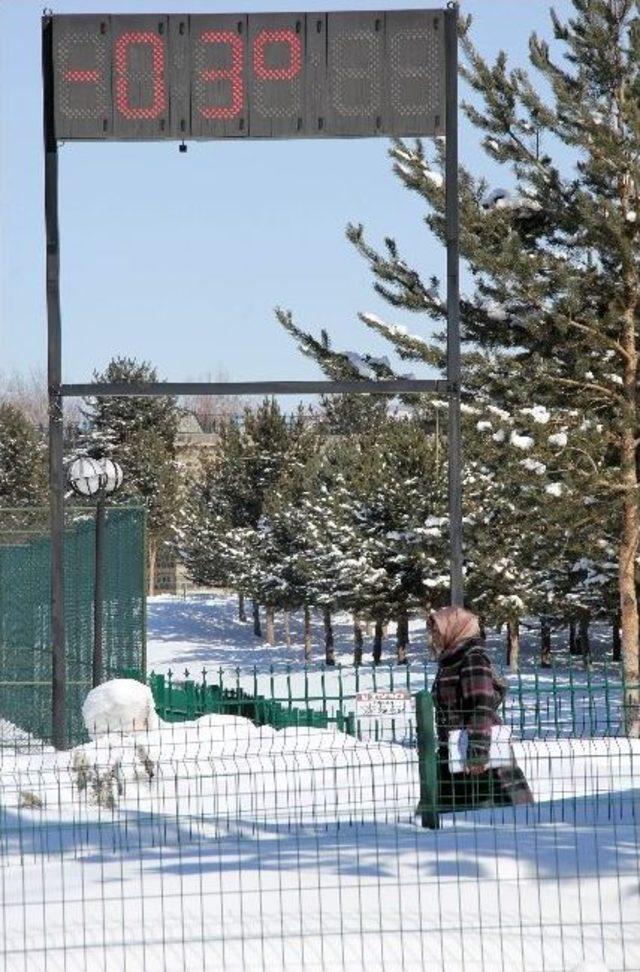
[146,593,627,744]
[0,594,637,972]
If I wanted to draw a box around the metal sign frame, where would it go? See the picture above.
[42,6,461,749]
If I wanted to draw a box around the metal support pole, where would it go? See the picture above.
[59,378,446,399]
[445,4,464,608]
[93,498,105,688]
[141,508,148,677]
[415,691,440,829]
[43,16,67,748]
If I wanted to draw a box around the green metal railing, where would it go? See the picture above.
[124,662,636,832]
[145,670,357,735]
[142,661,630,744]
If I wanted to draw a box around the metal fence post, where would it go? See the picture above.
[415,690,440,830]
[92,499,105,688]
[43,15,66,749]
[150,673,165,718]
[445,3,464,608]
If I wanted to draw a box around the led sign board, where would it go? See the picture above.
[52,11,445,140]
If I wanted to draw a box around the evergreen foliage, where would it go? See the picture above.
[177,399,308,602]
[82,357,181,591]
[0,403,47,506]
[271,0,639,706]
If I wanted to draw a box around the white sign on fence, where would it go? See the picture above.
[355,690,414,720]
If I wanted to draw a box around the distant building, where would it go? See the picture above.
[175,411,219,469]
[153,412,219,595]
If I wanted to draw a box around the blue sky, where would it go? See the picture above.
[0,0,571,386]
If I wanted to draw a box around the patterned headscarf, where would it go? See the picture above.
[429,606,481,654]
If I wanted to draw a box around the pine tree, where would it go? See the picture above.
[176,455,231,589]
[296,418,448,664]
[177,419,256,615]
[242,426,320,648]
[300,438,371,663]
[463,402,608,669]
[275,319,391,437]
[430,1,640,727]
[0,403,47,506]
[82,357,180,593]
[179,419,253,592]
[351,419,448,664]
[276,307,610,670]
[231,400,307,631]
[276,1,640,730]
[177,399,307,633]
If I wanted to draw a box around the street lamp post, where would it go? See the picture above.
[67,457,123,687]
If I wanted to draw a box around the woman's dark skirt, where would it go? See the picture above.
[436,746,534,811]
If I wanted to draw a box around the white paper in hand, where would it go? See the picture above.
[448,724,513,774]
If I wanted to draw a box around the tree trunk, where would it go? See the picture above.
[323,607,335,666]
[540,617,552,668]
[618,173,640,736]
[620,437,640,735]
[396,609,409,665]
[303,604,312,662]
[353,615,363,667]
[373,620,383,666]
[252,600,262,638]
[147,536,157,596]
[506,618,520,671]
[238,593,247,623]
[577,613,592,668]
[266,606,276,646]
[613,611,621,663]
[569,619,579,655]
[284,610,291,648]
[479,616,486,641]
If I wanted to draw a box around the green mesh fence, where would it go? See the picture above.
[142,659,629,747]
[144,670,357,735]
[0,506,147,748]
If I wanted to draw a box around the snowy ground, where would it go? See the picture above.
[148,591,610,674]
[0,716,638,971]
[0,710,638,972]
[147,594,626,743]
[0,594,636,971]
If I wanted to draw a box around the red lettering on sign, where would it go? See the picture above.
[253,29,301,81]
[199,31,244,119]
[63,69,101,83]
[115,31,166,120]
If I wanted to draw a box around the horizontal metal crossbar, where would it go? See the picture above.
[60,379,447,398]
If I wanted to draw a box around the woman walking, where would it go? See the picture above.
[429,606,533,810]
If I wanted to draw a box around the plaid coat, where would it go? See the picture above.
[432,637,533,809]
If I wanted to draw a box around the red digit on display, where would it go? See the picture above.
[199,31,244,119]
[58,40,105,121]
[115,31,166,119]
[253,29,301,81]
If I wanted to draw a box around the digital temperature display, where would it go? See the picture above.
[52,11,445,140]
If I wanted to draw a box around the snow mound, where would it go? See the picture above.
[82,679,160,738]
[66,715,410,814]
